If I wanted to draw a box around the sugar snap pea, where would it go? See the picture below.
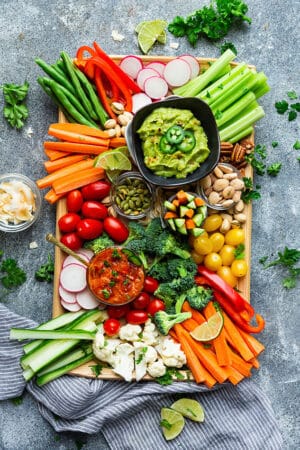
[35,58,76,95]
[37,77,75,123]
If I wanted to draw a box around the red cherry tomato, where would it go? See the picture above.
[81,201,108,220]
[132,292,151,310]
[107,304,130,319]
[58,213,81,233]
[76,218,103,240]
[60,232,83,251]
[103,318,121,336]
[66,190,83,213]
[147,299,165,316]
[81,181,111,201]
[143,276,159,293]
[103,217,129,243]
[126,310,148,325]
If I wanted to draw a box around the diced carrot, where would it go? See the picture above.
[184,209,195,219]
[36,158,95,189]
[223,312,254,362]
[43,141,109,155]
[185,218,196,229]
[49,123,111,138]
[176,190,189,204]
[44,154,87,173]
[182,301,206,325]
[44,148,69,161]
[195,197,206,207]
[44,188,65,204]
[172,199,180,207]
[53,167,105,195]
[164,211,178,220]
[109,137,127,148]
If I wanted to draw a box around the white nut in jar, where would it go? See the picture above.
[208,191,222,204]
[222,185,235,199]
[230,178,245,190]
[220,199,235,208]
[201,175,212,189]
[213,178,229,192]
[223,172,238,180]
[218,164,233,174]
[232,190,242,203]
[213,166,224,178]
[234,199,245,213]
[234,213,247,223]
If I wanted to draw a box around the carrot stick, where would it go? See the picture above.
[48,126,110,145]
[49,123,110,139]
[223,312,254,362]
[109,137,127,148]
[44,154,87,173]
[249,358,260,369]
[44,188,65,204]
[181,317,199,332]
[169,330,178,342]
[43,141,109,155]
[228,349,252,377]
[237,328,265,357]
[174,324,228,384]
[53,167,105,195]
[36,158,94,189]
[182,301,206,324]
[226,366,245,385]
[203,302,231,367]
[44,148,69,161]
[172,325,207,384]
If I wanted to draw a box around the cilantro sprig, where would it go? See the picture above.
[0,252,26,289]
[1,81,29,129]
[35,254,54,282]
[260,247,300,289]
[275,91,300,121]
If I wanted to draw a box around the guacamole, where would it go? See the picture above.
[137,107,210,179]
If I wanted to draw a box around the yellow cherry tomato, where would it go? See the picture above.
[231,259,248,277]
[219,244,236,266]
[190,250,204,264]
[204,252,223,271]
[193,235,213,255]
[224,228,245,246]
[203,214,223,232]
[217,266,238,288]
[209,232,225,253]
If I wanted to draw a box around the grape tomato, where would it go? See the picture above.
[81,201,108,220]
[81,181,111,200]
[143,276,159,293]
[66,190,83,213]
[126,310,148,325]
[107,305,130,319]
[103,318,121,336]
[58,213,81,233]
[132,292,151,309]
[103,217,129,243]
[60,232,83,251]
[147,299,165,316]
[76,218,103,240]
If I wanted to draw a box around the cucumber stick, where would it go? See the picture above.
[37,344,93,376]
[20,309,103,374]
[10,328,96,341]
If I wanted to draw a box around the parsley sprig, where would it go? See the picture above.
[0,251,26,289]
[241,177,261,203]
[260,247,300,289]
[155,368,185,385]
[275,91,300,121]
[1,81,29,129]
[35,254,54,282]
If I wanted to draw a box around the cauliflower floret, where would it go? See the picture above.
[147,358,167,378]
[133,342,159,381]
[93,326,121,365]
[156,335,186,368]
[113,343,135,382]
[119,324,142,342]
[142,319,160,345]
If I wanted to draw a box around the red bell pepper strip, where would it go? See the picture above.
[92,41,141,94]
[213,291,265,334]
[197,265,255,317]
[94,67,117,120]
[76,45,97,59]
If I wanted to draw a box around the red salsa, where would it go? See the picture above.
[87,247,145,305]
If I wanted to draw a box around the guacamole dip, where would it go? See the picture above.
[137,107,210,179]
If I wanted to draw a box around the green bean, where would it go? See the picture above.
[37,77,75,123]
[60,52,98,121]
[41,77,97,125]
[35,58,76,95]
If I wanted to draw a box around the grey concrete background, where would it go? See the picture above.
[0,0,299,449]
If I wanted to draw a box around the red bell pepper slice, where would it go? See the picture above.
[197,265,255,317]
[76,45,97,59]
[94,67,117,120]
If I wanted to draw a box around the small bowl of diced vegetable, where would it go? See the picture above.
[163,190,207,237]
[111,171,154,220]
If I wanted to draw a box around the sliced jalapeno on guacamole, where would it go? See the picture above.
[165,125,185,145]
[177,131,196,152]
[159,135,178,154]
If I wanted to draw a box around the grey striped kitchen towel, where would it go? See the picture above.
[0,303,283,450]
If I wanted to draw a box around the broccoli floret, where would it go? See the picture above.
[123,221,148,268]
[154,282,177,311]
[144,218,165,249]
[153,310,192,335]
[154,275,196,313]
[126,221,146,241]
[84,232,114,253]
[151,230,191,260]
[186,286,213,310]
[147,260,170,281]
[166,257,197,279]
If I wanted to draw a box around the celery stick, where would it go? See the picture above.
[254,83,271,99]
[10,328,96,341]
[173,49,236,97]
[219,101,259,130]
[210,72,255,112]
[219,106,265,142]
[216,92,257,128]
[22,367,34,382]
[204,69,252,106]
[198,63,248,101]
[228,126,254,143]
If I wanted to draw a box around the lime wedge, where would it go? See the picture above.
[171,398,205,422]
[160,407,185,441]
[94,149,132,172]
[157,30,167,44]
[136,20,167,54]
[190,312,224,342]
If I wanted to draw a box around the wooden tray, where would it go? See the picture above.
[52,56,254,380]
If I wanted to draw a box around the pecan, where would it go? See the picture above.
[231,143,246,163]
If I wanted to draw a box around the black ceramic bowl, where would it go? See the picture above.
[125,96,220,189]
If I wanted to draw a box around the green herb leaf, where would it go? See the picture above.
[288,110,297,121]
[267,163,282,176]
[155,368,184,385]
[1,81,29,129]
[262,248,300,289]
[287,90,297,100]
[220,42,237,55]
[1,257,26,289]
[135,346,148,364]
[35,254,54,282]
[11,396,23,405]
[275,100,289,114]
[234,244,245,259]
[290,102,300,111]
[293,140,300,150]
[89,363,104,377]
[271,141,278,148]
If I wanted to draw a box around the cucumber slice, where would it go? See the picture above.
[187,200,196,209]
[190,227,205,237]
[37,344,93,376]
[177,224,188,235]
[193,213,204,227]
[179,205,190,217]
[167,218,176,231]
[174,218,185,228]
[164,200,177,212]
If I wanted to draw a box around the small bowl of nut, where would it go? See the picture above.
[197,163,245,211]
[111,171,153,220]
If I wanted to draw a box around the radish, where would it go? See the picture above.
[60,263,87,293]
[61,299,82,312]
[63,254,89,268]
[144,76,169,100]
[163,58,191,87]
[145,61,166,77]
[136,67,161,90]
[77,248,94,261]
[132,93,152,113]
[179,54,200,79]
[59,285,78,304]
[119,55,143,80]
[76,288,100,310]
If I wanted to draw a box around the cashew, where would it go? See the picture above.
[213,166,224,178]
[218,164,233,173]
[223,172,238,180]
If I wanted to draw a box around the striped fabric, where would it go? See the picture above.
[0,303,283,449]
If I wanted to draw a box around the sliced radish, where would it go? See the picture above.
[61,299,82,312]
[145,61,166,77]
[136,68,161,90]
[119,55,143,80]
[60,263,87,293]
[76,288,100,310]
[63,254,89,268]
[163,58,191,87]
[179,54,200,79]
[132,93,152,114]
[144,76,169,100]
[77,248,94,261]
[59,285,78,304]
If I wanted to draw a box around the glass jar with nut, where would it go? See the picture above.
[197,163,245,211]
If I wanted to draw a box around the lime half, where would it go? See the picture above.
[190,312,224,342]
[136,20,167,54]
[94,149,132,172]
[160,407,185,441]
[171,398,205,422]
